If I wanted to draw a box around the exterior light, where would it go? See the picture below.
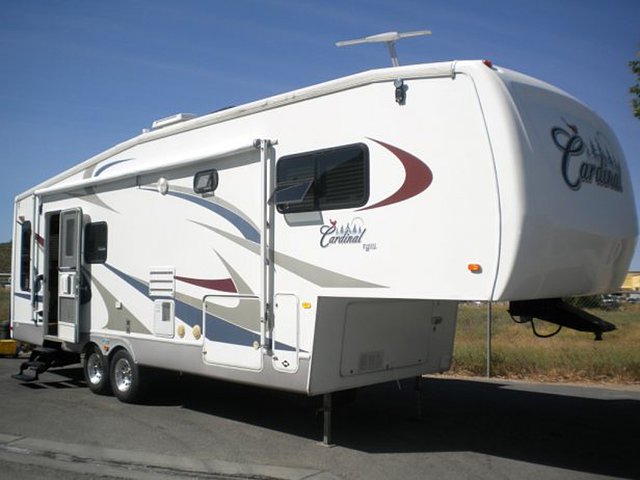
[468,264,483,273]
[157,177,169,195]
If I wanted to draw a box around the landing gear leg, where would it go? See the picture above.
[415,376,424,421]
[321,393,335,447]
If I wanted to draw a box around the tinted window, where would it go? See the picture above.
[84,222,108,264]
[64,217,76,258]
[20,221,31,291]
[276,144,369,213]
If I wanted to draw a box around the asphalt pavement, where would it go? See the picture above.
[0,356,639,480]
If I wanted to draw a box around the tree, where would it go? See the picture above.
[631,53,640,120]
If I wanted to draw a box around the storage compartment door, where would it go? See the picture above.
[202,295,262,371]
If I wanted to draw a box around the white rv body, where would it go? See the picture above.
[10,61,637,396]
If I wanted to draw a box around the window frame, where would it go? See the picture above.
[275,143,369,214]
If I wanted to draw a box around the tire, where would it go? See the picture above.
[83,346,112,395]
[110,349,142,403]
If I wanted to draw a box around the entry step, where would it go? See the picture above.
[12,346,80,382]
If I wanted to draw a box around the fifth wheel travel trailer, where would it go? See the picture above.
[10,58,638,441]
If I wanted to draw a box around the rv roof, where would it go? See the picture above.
[172,61,455,137]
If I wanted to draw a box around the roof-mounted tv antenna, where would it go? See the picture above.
[336,30,431,67]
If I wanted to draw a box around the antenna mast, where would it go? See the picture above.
[336,30,431,67]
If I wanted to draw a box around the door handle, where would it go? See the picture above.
[59,274,76,296]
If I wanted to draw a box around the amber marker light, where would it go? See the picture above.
[192,325,202,340]
[468,264,483,273]
[302,302,312,309]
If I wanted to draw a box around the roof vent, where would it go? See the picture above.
[151,113,197,130]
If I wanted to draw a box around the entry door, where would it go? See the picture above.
[58,208,82,343]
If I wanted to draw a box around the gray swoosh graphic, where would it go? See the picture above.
[90,273,151,334]
[191,220,386,289]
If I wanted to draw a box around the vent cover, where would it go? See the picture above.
[151,113,197,130]
[358,350,384,372]
[149,267,175,298]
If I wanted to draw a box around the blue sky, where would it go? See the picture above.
[1,0,639,269]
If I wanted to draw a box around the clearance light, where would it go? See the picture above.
[468,264,483,273]
[302,302,312,310]
[482,59,494,69]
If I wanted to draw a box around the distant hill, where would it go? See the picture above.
[0,242,11,273]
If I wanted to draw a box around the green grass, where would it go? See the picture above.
[451,302,640,384]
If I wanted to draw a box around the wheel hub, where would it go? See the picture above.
[87,352,104,385]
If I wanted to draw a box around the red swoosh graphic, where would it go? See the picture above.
[358,138,433,211]
[175,276,237,293]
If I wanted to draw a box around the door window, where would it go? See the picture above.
[64,217,76,258]
[59,210,81,269]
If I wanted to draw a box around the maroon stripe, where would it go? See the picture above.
[175,276,237,293]
[358,138,433,211]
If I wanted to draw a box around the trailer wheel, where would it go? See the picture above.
[83,346,111,395]
[110,349,142,403]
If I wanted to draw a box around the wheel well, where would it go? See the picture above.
[82,342,100,357]
[108,345,129,362]
[83,342,130,361]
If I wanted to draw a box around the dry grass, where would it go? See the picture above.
[452,303,640,384]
